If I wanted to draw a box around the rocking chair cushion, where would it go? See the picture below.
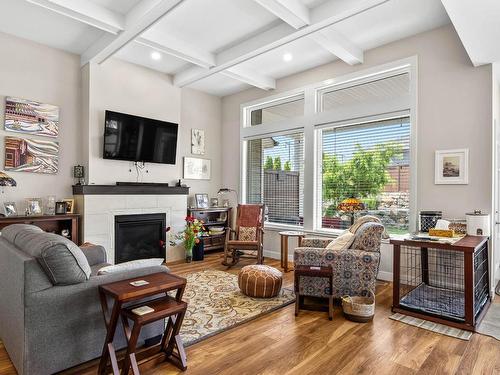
[227,240,258,247]
[239,226,257,241]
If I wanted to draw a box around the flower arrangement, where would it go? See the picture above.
[165,217,206,262]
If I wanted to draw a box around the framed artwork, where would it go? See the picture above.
[191,129,205,155]
[195,193,209,209]
[63,198,75,213]
[183,157,211,180]
[26,198,43,215]
[210,197,219,207]
[435,149,469,185]
[4,97,59,138]
[4,136,59,174]
[3,202,17,217]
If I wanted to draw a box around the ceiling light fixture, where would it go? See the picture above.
[151,51,162,61]
[283,53,293,62]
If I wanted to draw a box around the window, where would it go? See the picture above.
[318,117,410,234]
[248,95,304,126]
[320,73,410,112]
[246,132,304,226]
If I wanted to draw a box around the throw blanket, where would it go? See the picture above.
[349,215,389,239]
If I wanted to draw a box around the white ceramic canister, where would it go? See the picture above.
[466,210,490,236]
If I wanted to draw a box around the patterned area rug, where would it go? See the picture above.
[477,303,500,341]
[178,270,295,346]
[389,313,472,340]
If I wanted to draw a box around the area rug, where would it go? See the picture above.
[389,313,472,340]
[178,270,295,346]
[476,303,500,341]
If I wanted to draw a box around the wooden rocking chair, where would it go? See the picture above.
[222,204,265,267]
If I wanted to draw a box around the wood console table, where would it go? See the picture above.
[390,236,490,331]
[0,214,79,244]
[98,272,187,375]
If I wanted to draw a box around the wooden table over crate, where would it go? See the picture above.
[294,265,334,320]
[279,231,305,272]
[98,272,187,375]
[390,235,490,332]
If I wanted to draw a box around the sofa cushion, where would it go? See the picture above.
[2,224,91,285]
[1,224,44,249]
[97,258,164,275]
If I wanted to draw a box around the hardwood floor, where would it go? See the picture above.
[1,253,499,374]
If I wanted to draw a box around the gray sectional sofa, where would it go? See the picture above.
[0,224,167,375]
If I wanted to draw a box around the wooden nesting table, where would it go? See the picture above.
[294,265,334,320]
[279,231,305,272]
[98,272,188,375]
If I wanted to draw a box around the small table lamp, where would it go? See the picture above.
[337,197,364,226]
[0,171,16,193]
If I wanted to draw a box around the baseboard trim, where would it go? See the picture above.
[377,271,393,282]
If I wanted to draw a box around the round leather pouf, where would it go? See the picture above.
[238,265,283,298]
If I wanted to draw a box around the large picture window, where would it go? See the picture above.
[318,117,410,234]
[246,132,304,226]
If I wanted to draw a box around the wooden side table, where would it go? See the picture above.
[98,272,187,375]
[279,231,305,272]
[294,265,334,320]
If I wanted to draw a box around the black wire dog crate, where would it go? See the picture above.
[390,236,490,331]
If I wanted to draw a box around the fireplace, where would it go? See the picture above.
[115,213,166,264]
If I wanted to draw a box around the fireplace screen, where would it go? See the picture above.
[115,213,166,264]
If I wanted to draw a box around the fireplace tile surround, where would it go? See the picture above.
[74,186,188,263]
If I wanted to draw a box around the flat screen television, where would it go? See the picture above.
[103,110,178,164]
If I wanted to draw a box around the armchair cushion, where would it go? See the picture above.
[325,231,355,250]
[349,222,384,252]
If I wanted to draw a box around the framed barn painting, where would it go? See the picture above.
[4,97,59,138]
[435,148,469,185]
[4,136,59,174]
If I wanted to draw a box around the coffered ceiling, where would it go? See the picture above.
[0,0,450,96]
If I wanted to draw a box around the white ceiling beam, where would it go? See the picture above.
[309,30,363,64]
[222,67,276,90]
[26,0,124,34]
[81,0,183,66]
[137,32,215,68]
[252,0,363,65]
[253,0,310,29]
[174,0,387,87]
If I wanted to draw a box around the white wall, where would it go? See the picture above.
[84,59,222,205]
[0,32,81,211]
[221,25,493,279]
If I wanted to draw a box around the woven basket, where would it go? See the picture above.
[341,291,375,322]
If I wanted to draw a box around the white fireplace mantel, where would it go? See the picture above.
[74,191,188,263]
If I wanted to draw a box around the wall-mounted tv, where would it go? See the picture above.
[103,110,178,164]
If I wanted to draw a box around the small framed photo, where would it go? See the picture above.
[195,193,209,209]
[26,198,43,215]
[435,149,469,185]
[210,197,219,207]
[3,202,17,217]
[63,198,75,213]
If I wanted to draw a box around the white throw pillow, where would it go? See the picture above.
[325,231,355,251]
[97,258,164,275]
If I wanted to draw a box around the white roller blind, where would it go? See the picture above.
[319,117,411,233]
[246,132,305,226]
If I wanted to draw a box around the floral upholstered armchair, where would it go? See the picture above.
[294,222,384,299]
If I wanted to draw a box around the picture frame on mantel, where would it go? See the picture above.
[435,148,469,185]
[183,157,211,180]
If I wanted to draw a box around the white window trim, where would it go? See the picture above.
[240,56,418,235]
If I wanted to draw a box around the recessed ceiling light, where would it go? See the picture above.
[283,53,293,62]
[151,51,162,61]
